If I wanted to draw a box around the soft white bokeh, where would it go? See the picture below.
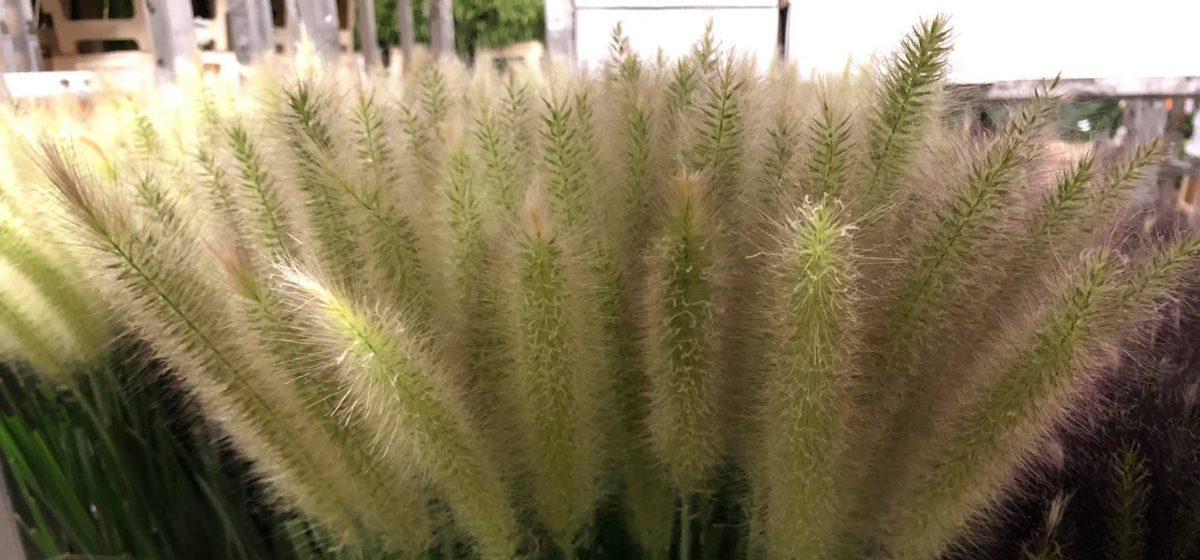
[571,1,1199,83]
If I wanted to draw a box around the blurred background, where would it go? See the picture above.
[3,0,1197,217]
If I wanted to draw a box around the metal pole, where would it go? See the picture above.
[294,0,339,58]
[143,0,198,80]
[0,0,41,71]
[544,0,574,64]
[427,0,454,59]
[227,0,275,63]
[396,0,414,70]
[357,0,381,66]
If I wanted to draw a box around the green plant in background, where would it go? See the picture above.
[978,99,1125,143]
[1057,99,1123,142]
[375,0,544,56]
[4,15,1195,560]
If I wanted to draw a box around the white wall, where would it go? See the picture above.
[573,0,779,70]
[787,1,1200,83]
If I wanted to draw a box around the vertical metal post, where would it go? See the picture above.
[544,0,574,64]
[281,0,299,53]
[1125,99,1178,227]
[1125,99,1169,147]
[143,0,198,80]
[396,0,414,70]
[292,0,339,58]
[227,0,274,63]
[0,0,41,72]
[427,0,454,58]
[357,0,380,66]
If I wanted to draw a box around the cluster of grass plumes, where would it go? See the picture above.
[9,17,1198,559]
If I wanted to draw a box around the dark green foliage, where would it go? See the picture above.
[0,341,325,559]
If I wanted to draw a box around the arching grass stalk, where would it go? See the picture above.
[36,144,399,549]
[876,86,1056,374]
[474,105,521,212]
[130,170,182,232]
[194,144,236,217]
[402,65,451,194]
[688,57,747,207]
[754,106,799,213]
[854,91,1057,514]
[0,288,66,376]
[1089,139,1163,220]
[663,58,701,145]
[1005,152,1098,282]
[889,232,1200,559]
[1003,139,1159,294]
[689,21,719,75]
[303,144,432,327]
[618,99,657,242]
[280,266,520,560]
[541,94,588,228]
[131,111,163,160]
[214,246,435,556]
[886,249,1120,559]
[500,79,537,190]
[350,91,401,191]
[600,29,676,557]
[536,89,619,552]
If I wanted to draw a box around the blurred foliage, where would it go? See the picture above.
[1056,99,1123,142]
[978,99,1124,142]
[374,0,544,56]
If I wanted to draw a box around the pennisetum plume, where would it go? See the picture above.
[643,171,726,559]
[507,188,605,555]
[754,201,859,559]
